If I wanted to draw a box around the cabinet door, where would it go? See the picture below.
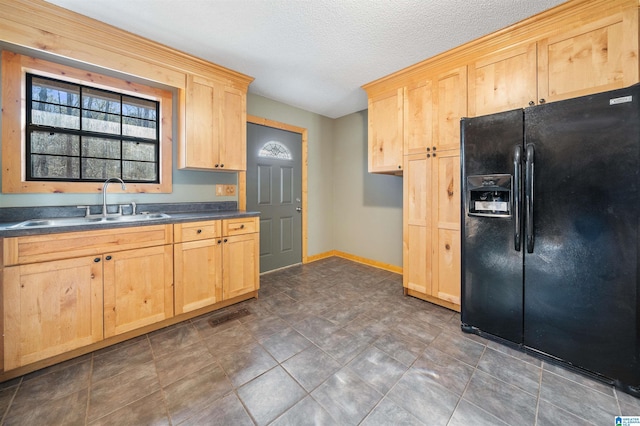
[182,74,219,169]
[222,233,259,300]
[538,12,638,103]
[468,43,537,116]
[403,153,432,294]
[432,149,461,308]
[404,80,434,155]
[368,88,404,173]
[4,256,103,370]
[218,86,246,171]
[104,245,173,337]
[174,239,222,314]
[434,66,467,151]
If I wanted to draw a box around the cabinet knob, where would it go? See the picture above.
[197,229,202,234]
[106,255,112,261]
[220,164,224,168]
[539,98,546,104]
[529,100,535,106]
[94,258,101,263]
[240,224,245,229]
[427,154,431,158]
[426,147,430,152]
[215,164,219,168]
[433,153,436,157]
[224,238,228,243]
[432,146,436,151]
[398,165,402,169]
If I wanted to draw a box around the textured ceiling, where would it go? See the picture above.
[45,0,566,119]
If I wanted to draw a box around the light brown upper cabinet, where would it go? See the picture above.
[404,80,434,156]
[368,88,404,174]
[433,66,468,152]
[468,43,538,117]
[180,74,247,171]
[469,10,639,116]
[538,12,638,104]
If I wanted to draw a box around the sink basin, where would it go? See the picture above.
[103,213,169,222]
[11,213,170,229]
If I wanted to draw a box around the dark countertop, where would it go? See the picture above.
[0,202,259,238]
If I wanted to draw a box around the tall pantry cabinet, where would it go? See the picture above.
[364,0,640,312]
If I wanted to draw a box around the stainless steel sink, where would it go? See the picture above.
[11,213,170,229]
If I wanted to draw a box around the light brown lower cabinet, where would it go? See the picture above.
[223,232,259,299]
[3,256,103,371]
[174,238,223,315]
[174,217,259,314]
[103,244,174,338]
[1,219,259,375]
[403,149,461,312]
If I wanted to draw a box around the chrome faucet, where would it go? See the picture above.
[102,177,126,217]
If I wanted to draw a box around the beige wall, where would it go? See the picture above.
[332,110,402,267]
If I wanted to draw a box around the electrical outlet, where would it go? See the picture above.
[215,184,236,196]
[224,184,236,196]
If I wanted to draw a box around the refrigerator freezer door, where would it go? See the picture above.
[461,109,525,344]
[524,86,640,387]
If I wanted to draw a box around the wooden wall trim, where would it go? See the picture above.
[308,250,403,275]
[362,0,638,94]
[0,0,253,88]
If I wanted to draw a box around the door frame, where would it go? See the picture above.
[240,115,309,264]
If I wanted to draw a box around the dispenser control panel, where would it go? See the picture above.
[467,174,512,217]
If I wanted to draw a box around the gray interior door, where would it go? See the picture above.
[246,123,302,272]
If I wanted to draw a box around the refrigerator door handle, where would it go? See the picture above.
[525,144,535,253]
[513,145,522,251]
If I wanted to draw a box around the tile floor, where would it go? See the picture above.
[0,257,638,425]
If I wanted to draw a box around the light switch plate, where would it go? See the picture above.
[215,184,225,196]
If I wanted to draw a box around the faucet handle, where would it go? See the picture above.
[130,201,137,215]
[77,205,91,217]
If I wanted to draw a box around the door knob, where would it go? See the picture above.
[296,207,302,212]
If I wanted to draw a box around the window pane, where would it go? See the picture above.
[123,141,156,162]
[83,88,121,114]
[259,141,293,160]
[30,131,80,156]
[123,161,156,181]
[123,116,157,139]
[82,110,120,134]
[82,158,121,180]
[123,97,157,138]
[31,77,80,129]
[31,155,80,179]
[82,137,121,159]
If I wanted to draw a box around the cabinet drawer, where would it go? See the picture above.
[174,220,221,242]
[223,217,258,236]
[3,224,173,266]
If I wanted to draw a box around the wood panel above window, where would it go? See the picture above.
[1,51,173,194]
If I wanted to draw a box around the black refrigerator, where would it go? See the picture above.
[461,84,640,396]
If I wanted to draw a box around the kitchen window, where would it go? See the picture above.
[26,74,160,183]
[1,51,173,193]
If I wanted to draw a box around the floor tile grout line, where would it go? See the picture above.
[533,357,544,426]
[0,377,22,425]
[84,355,94,426]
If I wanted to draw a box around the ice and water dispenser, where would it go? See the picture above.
[466,174,512,217]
